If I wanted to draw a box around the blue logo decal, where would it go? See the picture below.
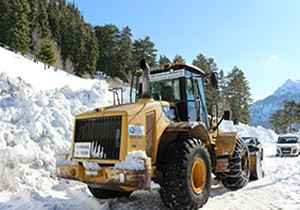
[129,127,135,134]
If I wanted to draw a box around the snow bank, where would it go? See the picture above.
[0,47,132,195]
[0,47,97,92]
[0,72,113,192]
[220,120,278,145]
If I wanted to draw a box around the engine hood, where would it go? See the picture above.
[75,99,163,119]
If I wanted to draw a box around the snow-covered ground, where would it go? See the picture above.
[0,47,299,210]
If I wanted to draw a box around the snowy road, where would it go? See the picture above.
[203,145,300,210]
[1,145,299,210]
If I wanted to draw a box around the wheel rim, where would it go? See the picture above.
[190,157,206,194]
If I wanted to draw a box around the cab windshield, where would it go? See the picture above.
[278,137,298,144]
[150,79,180,102]
[242,137,256,145]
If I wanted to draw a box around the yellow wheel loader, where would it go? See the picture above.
[57,59,257,209]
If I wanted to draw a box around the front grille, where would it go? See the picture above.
[74,116,122,160]
[281,147,291,154]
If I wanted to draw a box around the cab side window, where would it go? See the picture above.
[186,78,197,121]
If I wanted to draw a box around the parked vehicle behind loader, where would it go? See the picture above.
[241,136,264,180]
[57,59,261,209]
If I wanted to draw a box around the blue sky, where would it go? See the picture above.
[70,0,300,102]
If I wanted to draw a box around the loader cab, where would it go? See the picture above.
[130,63,215,129]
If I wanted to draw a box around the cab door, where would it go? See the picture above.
[188,77,210,129]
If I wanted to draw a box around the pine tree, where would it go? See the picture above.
[119,26,133,81]
[192,53,219,114]
[75,23,99,76]
[55,0,70,70]
[270,109,289,134]
[35,38,57,69]
[61,2,96,76]
[283,100,299,133]
[73,21,87,76]
[158,55,171,65]
[46,0,65,70]
[48,0,62,43]
[27,0,39,51]
[0,0,10,46]
[173,54,185,63]
[192,53,209,72]
[207,58,220,113]
[28,0,52,55]
[95,24,121,78]
[132,36,157,69]
[218,69,230,115]
[5,0,31,54]
[270,100,300,133]
[225,66,252,124]
[297,103,300,125]
[56,0,68,46]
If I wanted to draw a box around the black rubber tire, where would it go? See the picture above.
[88,186,132,199]
[159,138,211,210]
[219,137,250,190]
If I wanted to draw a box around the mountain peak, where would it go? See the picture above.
[250,77,300,128]
[273,78,300,96]
[285,78,300,86]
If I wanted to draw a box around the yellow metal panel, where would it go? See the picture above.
[57,164,85,180]
[57,157,152,190]
[146,112,155,157]
[125,100,170,164]
[215,132,238,156]
[67,98,170,180]
[75,103,146,118]
[127,104,147,153]
[250,154,257,175]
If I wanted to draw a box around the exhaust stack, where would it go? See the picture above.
[140,59,151,99]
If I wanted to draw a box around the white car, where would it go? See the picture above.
[276,135,300,157]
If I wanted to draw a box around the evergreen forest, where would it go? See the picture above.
[0,0,252,124]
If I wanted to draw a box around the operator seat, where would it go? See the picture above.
[161,86,174,102]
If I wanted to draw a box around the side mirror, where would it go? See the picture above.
[212,110,231,132]
[223,110,231,120]
[140,59,149,70]
[210,72,218,89]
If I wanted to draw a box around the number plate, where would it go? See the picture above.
[73,142,91,158]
